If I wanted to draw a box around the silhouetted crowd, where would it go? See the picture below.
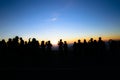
[0,36,120,56]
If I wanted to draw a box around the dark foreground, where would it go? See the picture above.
[0,49,120,72]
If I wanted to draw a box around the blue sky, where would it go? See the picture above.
[0,0,120,43]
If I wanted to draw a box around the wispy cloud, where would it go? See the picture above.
[51,17,57,21]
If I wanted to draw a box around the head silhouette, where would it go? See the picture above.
[78,39,81,43]
[90,38,93,42]
[84,39,87,43]
[64,41,67,44]
[99,37,102,41]
[60,39,62,42]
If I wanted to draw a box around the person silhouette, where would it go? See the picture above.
[7,38,13,48]
[98,37,105,56]
[28,38,32,48]
[77,39,82,56]
[31,38,39,49]
[58,39,63,54]
[24,41,28,48]
[63,41,68,55]
[83,39,88,56]
[73,42,77,55]
[88,38,94,56]
[0,39,7,48]
[12,36,19,48]
[46,41,52,53]
[41,41,46,53]
[20,37,24,48]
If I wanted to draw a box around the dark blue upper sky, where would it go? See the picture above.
[0,0,120,43]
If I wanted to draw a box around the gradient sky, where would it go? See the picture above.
[0,0,120,44]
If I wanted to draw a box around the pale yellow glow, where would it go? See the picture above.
[51,39,58,45]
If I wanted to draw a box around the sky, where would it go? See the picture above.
[0,0,120,44]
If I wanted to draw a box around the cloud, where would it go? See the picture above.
[51,17,57,21]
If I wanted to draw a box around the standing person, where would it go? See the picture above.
[7,38,12,48]
[88,38,94,56]
[41,41,46,53]
[77,39,82,56]
[83,39,88,56]
[98,37,105,56]
[13,36,19,48]
[20,37,24,48]
[63,41,68,55]
[46,41,52,53]
[73,42,77,55]
[58,39,63,54]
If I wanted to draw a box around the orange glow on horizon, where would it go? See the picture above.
[1,35,120,44]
